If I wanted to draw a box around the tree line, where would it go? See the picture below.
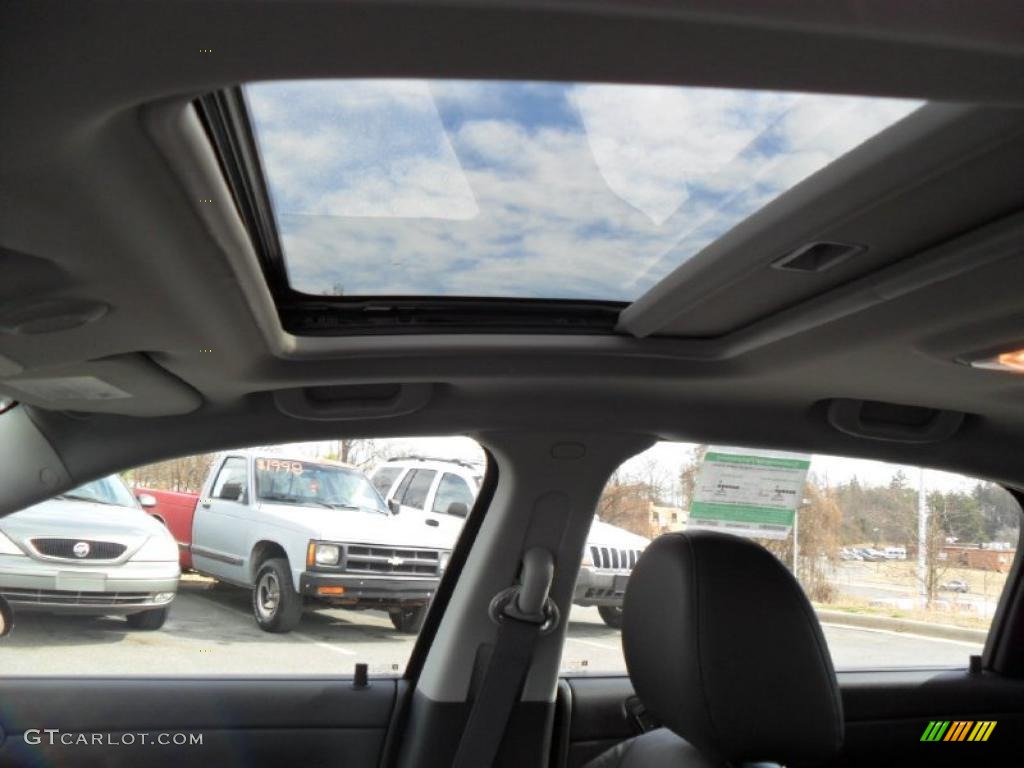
[598,446,1020,603]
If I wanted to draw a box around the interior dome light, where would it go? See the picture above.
[971,348,1024,373]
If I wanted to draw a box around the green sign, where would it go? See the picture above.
[688,447,811,540]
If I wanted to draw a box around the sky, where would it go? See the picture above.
[246,79,921,302]
[276,436,978,506]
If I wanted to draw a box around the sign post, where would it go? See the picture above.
[917,467,928,607]
[793,505,799,574]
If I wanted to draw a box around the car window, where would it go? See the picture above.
[211,457,248,500]
[255,458,387,514]
[432,473,474,517]
[60,476,138,508]
[559,441,1021,675]
[391,469,415,503]
[400,469,436,510]
[0,438,484,676]
[371,466,402,497]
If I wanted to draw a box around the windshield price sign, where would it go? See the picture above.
[256,458,304,475]
[688,447,811,540]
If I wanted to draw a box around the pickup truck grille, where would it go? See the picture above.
[30,538,127,561]
[590,546,642,571]
[345,545,440,576]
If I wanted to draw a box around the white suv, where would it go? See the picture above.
[370,457,480,542]
[370,457,650,627]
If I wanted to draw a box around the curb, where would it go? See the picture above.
[815,609,988,644]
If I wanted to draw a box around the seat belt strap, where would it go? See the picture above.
[452,615,542,767]
[452,548,557,768]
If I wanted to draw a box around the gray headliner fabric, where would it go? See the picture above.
[1,1,1024,508]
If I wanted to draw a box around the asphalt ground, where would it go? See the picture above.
[0,577,980,676]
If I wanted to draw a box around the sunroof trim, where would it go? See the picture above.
[195,88,288,296]
[196,86,631,336]
[199,79,922,335]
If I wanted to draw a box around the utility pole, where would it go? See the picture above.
[793,505,799,577]
[917,467,928,607]
[793,496,809,579]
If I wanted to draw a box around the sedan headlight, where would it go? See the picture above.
[439,551,451,572]
[0,529,25,556]
[580,549,594,567]
[314,544,340,566]
[132,534,179,562]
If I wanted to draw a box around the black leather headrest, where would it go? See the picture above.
[622,531,843,766]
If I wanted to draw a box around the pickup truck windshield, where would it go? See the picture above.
[254,458,388,514]
[58,475,138,508]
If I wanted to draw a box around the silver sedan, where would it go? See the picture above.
[0,475,180,630]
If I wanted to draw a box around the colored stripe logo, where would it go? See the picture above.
[921,721,996,742]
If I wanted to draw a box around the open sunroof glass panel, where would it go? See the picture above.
[245,80,922,304]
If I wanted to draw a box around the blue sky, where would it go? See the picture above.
[247,80,921,301]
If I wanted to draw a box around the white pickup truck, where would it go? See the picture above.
[187,451,451,633]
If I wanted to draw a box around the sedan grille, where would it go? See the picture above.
[0,588,153,606]
[345,545,440,576]
[590,546,643,571]
[30,538,127,561]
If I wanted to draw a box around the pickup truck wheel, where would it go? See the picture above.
[126,607,168,630]
[253,558,303,633]
[597,605,624,629]
[389,606,426,634]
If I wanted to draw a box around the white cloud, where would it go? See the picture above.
[248,80,923,300]
[573,85,797,225]
[250,80,478,220]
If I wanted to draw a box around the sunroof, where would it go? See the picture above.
[245,80,921,303]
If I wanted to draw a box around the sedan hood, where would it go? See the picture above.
[0,498,169,558]
[0,498,165,541]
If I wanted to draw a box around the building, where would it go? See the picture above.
[940,545,1016,573]
[651,504,686,534]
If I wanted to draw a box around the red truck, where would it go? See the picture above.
[134,488,197,570]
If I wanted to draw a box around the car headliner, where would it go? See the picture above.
[1,1,1024,514]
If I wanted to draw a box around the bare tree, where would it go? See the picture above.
[123,454,216,493]
[756,481,841,602]
[922,493,961,607]
[796,483,842,601]
[597,477,658,538]
[679,444,708,511]
[318,439,384,469]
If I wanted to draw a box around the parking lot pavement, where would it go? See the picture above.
[560,613,982,672]
[831,562,1002,617]
[0,579,982,676]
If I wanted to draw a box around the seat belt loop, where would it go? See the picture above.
[504,547,554,623]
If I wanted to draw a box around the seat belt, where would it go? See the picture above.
[452,547,559,768]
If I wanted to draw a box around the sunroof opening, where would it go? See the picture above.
[245,80,921,303]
